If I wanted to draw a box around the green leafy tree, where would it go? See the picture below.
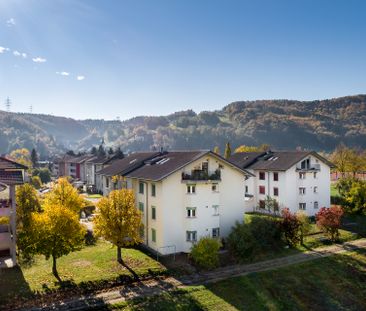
[43,178,84,213]
[32,204,85,281]
[235,144,270,153]
[108,147,114,155]
[31,148,38,168]
[296,211,311,245]
[190,237,221,270]
[345,180,366,215]
[91,146,97,155]
[331,144,352,177]
[224,142,232,159]
[33,167,52,184]
[94,189,142,270]
[30,176,42,189]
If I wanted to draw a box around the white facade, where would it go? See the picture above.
[244,154,331,216]
[101,153,252,254]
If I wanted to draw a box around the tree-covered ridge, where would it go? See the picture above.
[1,94,366,156]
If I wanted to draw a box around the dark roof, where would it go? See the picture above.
[229,151,334,171]
[97,152,160,176]
[124,150,253,181]
[228,152,266,168]
[71,154,95,164]
[85,155,110,164]
[0,170,24,185]
[0,157,28,170]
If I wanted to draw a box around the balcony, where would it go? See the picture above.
[296,164,320,171]
[182,169,221,182]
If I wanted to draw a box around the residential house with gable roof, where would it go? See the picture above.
[229,151,334,216]
[97,150,253,255]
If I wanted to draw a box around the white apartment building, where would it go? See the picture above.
[229,151,334,216]
[97,150,253,254]
[0,157,27,268]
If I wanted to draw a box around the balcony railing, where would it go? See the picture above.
[182,169,221,181]
[0,199,11,209]
[296,164,320,171]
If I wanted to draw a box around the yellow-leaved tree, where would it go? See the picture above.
[9,148,32,169]
[43,178,84,213]
[16,184,41,260]
[32,204,85,282]
[94,189,142,271]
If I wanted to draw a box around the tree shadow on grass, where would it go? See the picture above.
[0,266,33,311]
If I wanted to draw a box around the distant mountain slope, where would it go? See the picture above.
[1,95,365,157]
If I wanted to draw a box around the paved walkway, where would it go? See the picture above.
[15,238,366,311]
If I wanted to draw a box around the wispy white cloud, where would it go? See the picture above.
[56,71,70,76]
[77,75,85,81]
[32,57,47,63]
[0,46,10,53]
[13,50,27,58]
[6,18,16,27]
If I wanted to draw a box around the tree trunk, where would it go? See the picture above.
[52,255,61,282]
[117,246,122,264]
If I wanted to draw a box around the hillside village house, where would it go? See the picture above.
[229,151,334,216]
[54,153,119,192]
[97,150,254,255]
[0,157,27,268]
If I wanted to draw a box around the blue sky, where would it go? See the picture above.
[0,0,365,120]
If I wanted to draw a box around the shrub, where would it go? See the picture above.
[316,206,344,241]
[30,176,42,189]
[281,208,301,247]
[227,216,282,261]
[84,229,97,246]
[190,237,221,270]
[296,211,311,245]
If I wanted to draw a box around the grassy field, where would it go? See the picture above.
[331,183,340,197]
[107,249,366,311]
[0,240,165,304]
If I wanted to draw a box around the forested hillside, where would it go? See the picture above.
[1,95,365,157]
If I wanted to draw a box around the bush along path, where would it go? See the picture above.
[9,238,366,311]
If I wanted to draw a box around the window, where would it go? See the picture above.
[151,229,156,243]
[187,184,196,194]
[245,185,249,194]
[138,202,144,213]
[259,172,265,180]
[299,187,306,195]
[259,185,265,195]
[186,231,197,242]
[314,201,319,209]
[299,172,306,180]
[299,203,306,210]
[314,186,318,193]
[139,226,144,238]
[186,207,196,218]
[273,187,279,196]
[139,182,144,194]
[313,172,317,179]
[259,200,265,209]
[212,183,219,192]
[273,172,279,181]
[212,228,220,238]
[151,184,156,197]
[212,205,219,216]
[151,206,156,220]
[106,177,109,188]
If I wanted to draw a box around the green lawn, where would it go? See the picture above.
[331,183,340,197]
[86,194,103,199]
[0,240,165,305]
[108,249,366,311]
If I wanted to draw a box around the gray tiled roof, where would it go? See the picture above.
[229,151,334,171]
[0,157,28,170]
[96,152,160,176]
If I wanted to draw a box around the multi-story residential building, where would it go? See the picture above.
[0,157,27,267]
[229,151,334,216]
[97,150,253,255]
